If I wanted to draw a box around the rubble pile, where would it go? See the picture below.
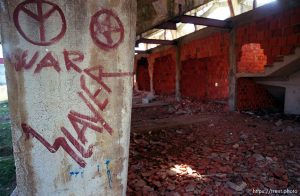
[132,95,227,121]
[128,110,300,195]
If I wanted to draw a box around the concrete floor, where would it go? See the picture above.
[127,98,300,195]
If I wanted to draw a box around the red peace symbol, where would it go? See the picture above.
[90,9,124,50]
[13,0,66,46]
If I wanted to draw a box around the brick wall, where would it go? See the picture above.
[136,6,300,106]
[206,56,229,100]
[236,6,300,69]
[237,78,277,110]
[181,59,207,100]
[136,57,150,91]
[181,56,229,101]
[153,54,176,95]
[180,33,230,101]
[237,43,267,73]
[181,32,230,61]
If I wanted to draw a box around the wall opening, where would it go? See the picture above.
[264,85,285,112]
[136,57,150,91]
[237,78,280,111]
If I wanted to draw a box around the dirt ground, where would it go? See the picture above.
[127,99,300,195]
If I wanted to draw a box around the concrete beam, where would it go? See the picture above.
[135,50,149,54]
[227,0,235,16]
[156,21,177,30]
[136,38,176,45]
[174,15,231,29]
[136,0,213,35]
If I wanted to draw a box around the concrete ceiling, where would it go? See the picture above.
[136,0,213,35]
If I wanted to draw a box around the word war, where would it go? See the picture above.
[9,49,84,74]
[22,65,133,167]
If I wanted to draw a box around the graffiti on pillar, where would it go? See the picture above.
[10,1,130,169]
[9,50,39,71]
[63,50,84,73]
[21,65,133,167]
[34,52,61,73]
[13,0,66,46]
[69,168,84,177]
[105,160,113,189]
[9,49,84,73]
[90,9,125,50]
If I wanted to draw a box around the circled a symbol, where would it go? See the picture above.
[13,0,66,46]
[90,9,124,50]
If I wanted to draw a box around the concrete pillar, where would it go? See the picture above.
[175,44,182,101]
[1,0,136,195]
[148,57,155,94]
[228,28,237,111]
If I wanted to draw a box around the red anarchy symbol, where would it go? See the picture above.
[90,9,124,50]
[13,0,66,46]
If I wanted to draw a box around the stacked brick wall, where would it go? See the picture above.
[237,78,277,110]
[237,43,267,73]
[181,56,229,101]
[236,6,300,68]
[153,54,176,95]
[206,56,229,100]
[136,6,300,107]
[180,33,230,100]
[181,33,230,61]
[181,59,207,100]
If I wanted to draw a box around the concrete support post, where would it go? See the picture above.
[1,0,136,195]
[175,44,182,100]
[228,28,237,111]
[148,57,155,94]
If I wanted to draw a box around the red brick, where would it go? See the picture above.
[271,47,281,57]
[287,35,298,45]
[281,46,294,56]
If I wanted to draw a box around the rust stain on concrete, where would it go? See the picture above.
[4,48,37,195]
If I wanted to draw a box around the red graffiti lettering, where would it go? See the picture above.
[80,75,109,110]
[68,112,103,144]
[21,123,87,167]
[10,50,39,71]
[78,92,113,135]
[84,66,133,93]
[21,66,133,167]
[90,9,124,50]
[34,52,61,73]
[13,0,66,46]
[60,127,94,158]
[84,66,112,93]
[77,76,113,135]
[63,50,84,73]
